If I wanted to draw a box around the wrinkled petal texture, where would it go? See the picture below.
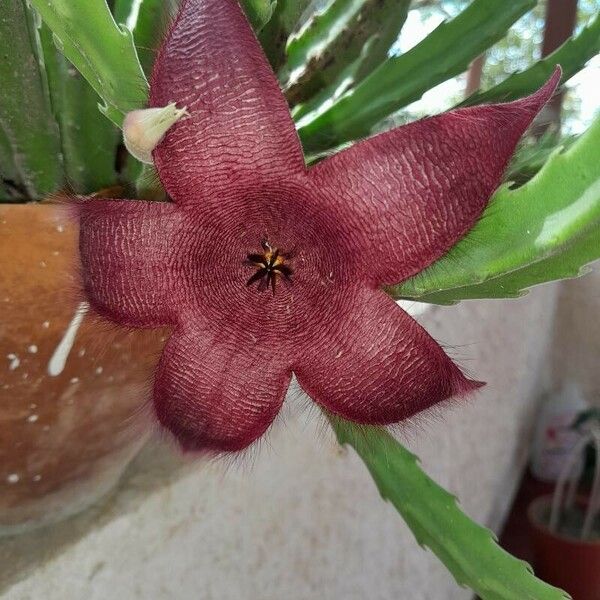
[174,180,360,344]
[79,200,186,327]
[295,287,481,424]
[79,0,560,453]
[310,68,561,286]
[150,0,306,204]
[154,324,292,451]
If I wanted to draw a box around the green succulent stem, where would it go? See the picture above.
[329,416,569,600]
[0,0,63,199]
[28,0,148,128]
[392,113,600,304]
[297,0,537,153]
[40,23,120,194]
[281,0,411,106]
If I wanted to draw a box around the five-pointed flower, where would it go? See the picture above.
[78,0,560,452]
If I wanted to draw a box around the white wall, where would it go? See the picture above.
[550,267,600,404]
[0,284,561,600]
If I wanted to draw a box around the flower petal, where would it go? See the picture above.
[79,199,185,327]
[150,0,306,204]
[294,287,482,424]
[309,68,561,286]
[154,325,292,452]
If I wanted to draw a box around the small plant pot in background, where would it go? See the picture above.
[527,405,600,600]
[529,495,600,600]
[0,203,165,536]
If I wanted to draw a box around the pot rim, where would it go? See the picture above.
[527,494,600,547]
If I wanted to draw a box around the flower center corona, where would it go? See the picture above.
[244,241,293,295]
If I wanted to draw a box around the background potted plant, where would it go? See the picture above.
[1,0,599,597]
[529,411,600,599]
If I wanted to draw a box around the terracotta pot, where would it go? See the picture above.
[0,203,165,535]
[528,494,600,600]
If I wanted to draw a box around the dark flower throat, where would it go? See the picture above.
[245,240,293,295]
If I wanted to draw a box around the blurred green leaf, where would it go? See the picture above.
[28,0,148,128]
[120,152,146,197]
[112,0,133,25]
[259,0,312,70]
[281,0,411,105]
[240,0,277,32]
[391,115,600,304]
[291,36,376,122]
[297,0,536,153]
[0,122,23,201]
[135,163,167,201]
[112,0,135,23]
[114,0,177,77]
[40,24,120,194]
[505,132,577,186]
[284,0,364,85]
[330,417,569,600]
[352,0,412,84]
[460,12,600,107]
[0,0,63,199]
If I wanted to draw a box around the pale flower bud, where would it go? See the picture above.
[123,103,189,164]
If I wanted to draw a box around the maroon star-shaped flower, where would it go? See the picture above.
[79,0,560,452]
